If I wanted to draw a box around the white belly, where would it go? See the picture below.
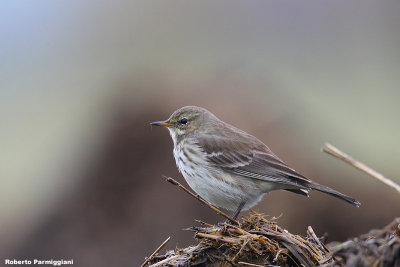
[172,141,264,211]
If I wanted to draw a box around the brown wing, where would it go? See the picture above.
[196,134,312,190]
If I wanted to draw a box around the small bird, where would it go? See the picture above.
[151,106,360,219]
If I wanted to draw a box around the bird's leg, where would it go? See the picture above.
[217,202,246,226]
[231,202,246,220]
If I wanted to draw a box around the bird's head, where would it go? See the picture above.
[151,106,217,142]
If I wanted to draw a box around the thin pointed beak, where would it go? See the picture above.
[150,120,173,127]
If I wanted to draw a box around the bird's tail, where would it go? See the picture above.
[310,182,360,207]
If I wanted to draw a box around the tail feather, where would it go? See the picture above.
[310,183,360,207]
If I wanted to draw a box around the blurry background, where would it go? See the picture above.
[1,1,399,266]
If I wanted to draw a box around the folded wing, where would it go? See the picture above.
[196,134,312,190]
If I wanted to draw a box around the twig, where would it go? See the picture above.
[307,226,327,253]
[150,254,179,267]
[195,219,214,227]
[196,232,238,244]
[164,176,239,225]
[150,245,200,267]
[307,226,333,265]
[238,262,265,267]
[140,236,171,267]
[322,143,400,194]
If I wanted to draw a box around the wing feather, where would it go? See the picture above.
[196,134,312,189]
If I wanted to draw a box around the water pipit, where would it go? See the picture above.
[151,106,360,219]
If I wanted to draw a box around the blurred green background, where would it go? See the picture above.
[1,1,399,266]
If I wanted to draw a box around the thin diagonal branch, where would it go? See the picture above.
[140,236,171,267]
[164,176,239,225]
[322,143,400,194]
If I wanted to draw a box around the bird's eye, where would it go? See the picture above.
[180,118,188,124]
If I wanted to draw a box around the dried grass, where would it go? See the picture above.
[149,211,334,266]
